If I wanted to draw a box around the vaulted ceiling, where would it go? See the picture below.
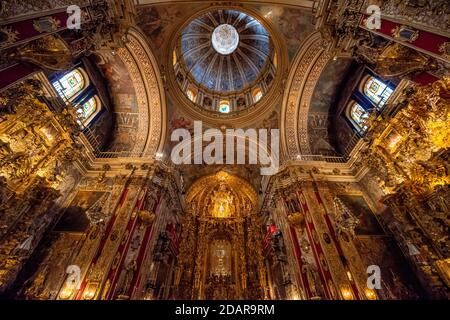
[88,1,358,160]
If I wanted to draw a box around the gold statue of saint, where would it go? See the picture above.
[210,183,235,218]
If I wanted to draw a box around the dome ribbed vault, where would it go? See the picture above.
[180,9,272,93]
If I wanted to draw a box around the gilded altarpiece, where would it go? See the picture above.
[0,75,83,295]
[175,172,267,300]
[359,77,450,299]
[22,164,182,300]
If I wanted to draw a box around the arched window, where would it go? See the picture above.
[219,100,230,113]
[52,68,87,101]
[82,97,98,120]
[186,89,196,102]
[349,102,369,132]
[252,88,263,103]
[76,96,100,126]
[363,76,393,108]
[173,50,177,66]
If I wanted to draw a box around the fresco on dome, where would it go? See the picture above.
[136,3,315,63]
[136,4,202,55]
[252,5,315,60]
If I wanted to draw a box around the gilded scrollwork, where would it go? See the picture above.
[0,75,86,294]
[175,171,264,300]
[358,77,450,298]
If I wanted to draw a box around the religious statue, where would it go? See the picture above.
[117,260,137,297]
[301,257,323,299]
[11,35,74,71]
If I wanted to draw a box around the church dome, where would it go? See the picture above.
[173,9,277,114]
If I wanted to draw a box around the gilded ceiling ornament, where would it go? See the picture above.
[374,43,434,79]
[0,26,19,49]
[439,42,450,60]
[391,25,419,43]
[12,34,73,71]
[33,17,61,33]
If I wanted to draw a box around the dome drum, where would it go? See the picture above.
[173,58,276,113]
[172,8,277,114]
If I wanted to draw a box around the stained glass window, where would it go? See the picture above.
[82,97,98,121]
[211,24,239,55]
[364,77,393,108]
[350,102,369,131]
[219,100,230,113]
[186,89,196,102]
[253,88,263,103]
[173,50,177,66]
[52,69,86,101]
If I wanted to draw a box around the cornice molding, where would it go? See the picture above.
[119,27,167,156]
[280,31,331,158]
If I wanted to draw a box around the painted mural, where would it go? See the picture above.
[95,52,139,152]
[136,4,202,55]
[309,58,353,113]
[355,237,423,299]
[252,5,315,60]
[308,58,354,155]
[308,113,337,155]
[136,4,315,63]
[54,190,108,232]
[338,195,384,236]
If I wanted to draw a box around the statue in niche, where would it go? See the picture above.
[390,270,412,299]
[301,257,323,299]
[0,176,10,207]
[24,264,50,300]
[88,220,106,240]
[210,183,235,218]
[0,79,43,116]
[0,150,32,182]
[85,192,110,224]
[0,138,12,158]
[117,260,137,297]
[130,235,141,251]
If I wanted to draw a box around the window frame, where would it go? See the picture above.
[79,94,102,127]
[219,100,230,113]
[252,88,263,103]
[360,75,394,110]
[347,100,369,133]
[52,68,89,103]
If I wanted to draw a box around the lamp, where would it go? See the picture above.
[340,285,354,300]
[365,288,377,300]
